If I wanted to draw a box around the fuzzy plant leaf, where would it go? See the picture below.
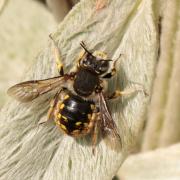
[0,0,157,179]
[142,0,180,151]
[118,144,180,180]
[0,0,56,108]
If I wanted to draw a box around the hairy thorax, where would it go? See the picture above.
[73,68,99,97]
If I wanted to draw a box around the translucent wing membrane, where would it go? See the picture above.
[7,76,65,102]
[98,92,122,151]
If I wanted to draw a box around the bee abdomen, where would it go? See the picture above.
[55,93,95,136]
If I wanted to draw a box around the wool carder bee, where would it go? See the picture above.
[8,36,134,151]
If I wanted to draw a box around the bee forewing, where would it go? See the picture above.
[7,76,65,102]
[98,92,122,151]
[101,126,122,152]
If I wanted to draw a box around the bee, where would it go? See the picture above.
[8,36,125,152]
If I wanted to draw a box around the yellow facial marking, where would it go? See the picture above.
[60,124,67,130]
[93,51,107,59]
[60,104,65,109]
[76,122,82,126]
[64,95,69,100]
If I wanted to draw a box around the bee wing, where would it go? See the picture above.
[98,92,122,151]
[7,76,65,102]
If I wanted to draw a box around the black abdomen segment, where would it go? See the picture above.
[56,93,94,135]
[73,68,99,96]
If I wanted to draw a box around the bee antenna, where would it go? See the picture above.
[80,41,91,54]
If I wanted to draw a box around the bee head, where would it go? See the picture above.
[79,42,111,75]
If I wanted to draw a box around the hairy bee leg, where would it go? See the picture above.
[49,34,64,76]
[38,88,65,125]
[92,112,100,155]
[102,54,123,79]
[38,94,59,125]
[106,86,148,100]
[76,50,86,67]
[46,97,58,122]
[92,121,98,155]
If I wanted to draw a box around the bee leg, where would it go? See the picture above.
[92,112,100,155]
[106,86,148,100]
[49,34,64,76]
[76,50,86,67]
[38,88,64,125]
[102,54,123,79]
[92,121,98,155]
[46,95,59,123]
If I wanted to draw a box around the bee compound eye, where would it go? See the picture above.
[80,58,87,66]
[84,58,92,66]
[99,60,108,71]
